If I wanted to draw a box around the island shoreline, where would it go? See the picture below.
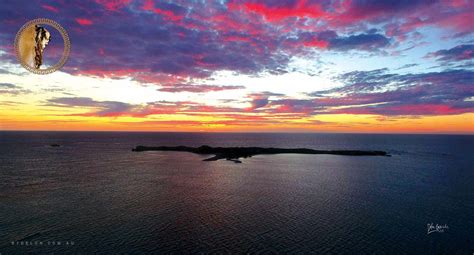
[132,145,390,163]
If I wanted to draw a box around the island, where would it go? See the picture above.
[132,145,390,163]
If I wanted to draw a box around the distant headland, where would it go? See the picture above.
[132,145,390,163]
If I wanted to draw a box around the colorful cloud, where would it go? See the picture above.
[0,0,472,133]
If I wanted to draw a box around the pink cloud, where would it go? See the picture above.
[42,4,59,13]
[95,0,131,11]
[75,18,93,26]
[228,1,325,21]
[142,0,183,21]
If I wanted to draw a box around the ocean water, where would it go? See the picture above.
[0,131,473,254]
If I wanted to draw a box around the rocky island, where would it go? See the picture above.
[132,145,390,163]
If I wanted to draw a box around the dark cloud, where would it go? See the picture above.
[47,97,100,107]
[45,97,241,117]
[47,97,134,117]
[343,0,430,21]
[0,83,31,95]
[0,68,14,75]
[427,44,474,63]
[297,30,391,51]
[329,33,391,51]
[247,91,285,109]
[396,63,418,70]
[0,83,17,89]
[306,68,474,115]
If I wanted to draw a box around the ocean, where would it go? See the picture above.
[0,131,473,254]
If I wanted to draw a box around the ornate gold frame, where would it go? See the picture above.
[14,18,70,75]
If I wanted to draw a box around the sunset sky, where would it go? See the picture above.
[0,0,473,133]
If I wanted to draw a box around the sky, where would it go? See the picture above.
[0,0,473,133]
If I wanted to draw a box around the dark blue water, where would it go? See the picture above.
[0,132,473,254]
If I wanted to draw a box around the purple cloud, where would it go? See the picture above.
[47,97,134,116]
[328,33,391,51]
[427,44,474,62]
[297,30,392,51]
[306,68,474,115]
[1,0,469,83]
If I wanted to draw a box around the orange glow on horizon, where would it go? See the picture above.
[1,105,473,134]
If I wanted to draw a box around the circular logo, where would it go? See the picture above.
[14,18,70,74]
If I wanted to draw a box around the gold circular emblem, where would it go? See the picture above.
[14,18,70,74]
